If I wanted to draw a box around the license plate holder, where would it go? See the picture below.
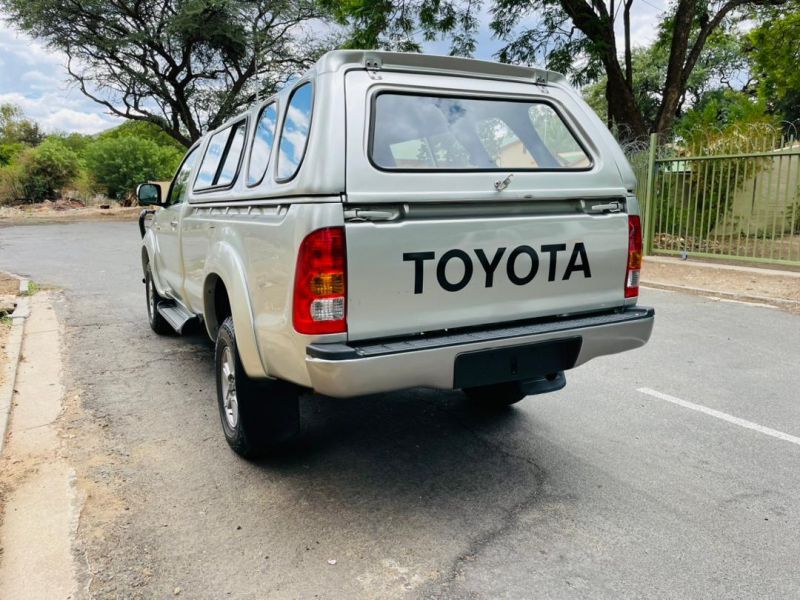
[453,337,582,389]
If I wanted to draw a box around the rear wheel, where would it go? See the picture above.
[463,382,526,408]
[215,316,300,458]
[145,265,172,335]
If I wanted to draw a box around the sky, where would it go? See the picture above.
[0,1,667,136]
[0,21,122,134]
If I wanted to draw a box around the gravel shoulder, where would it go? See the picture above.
[0,272,22,391]
[0,203,140,226]
[642,256,800,312]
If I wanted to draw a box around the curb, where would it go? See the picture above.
[641,280,800,308]
[0,281,30,456]
[645,256,800,278]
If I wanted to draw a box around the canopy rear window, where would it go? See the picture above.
[370,93,591,172]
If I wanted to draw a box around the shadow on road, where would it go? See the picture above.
[249,387,550,526]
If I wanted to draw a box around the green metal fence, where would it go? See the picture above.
[632,125,800,266]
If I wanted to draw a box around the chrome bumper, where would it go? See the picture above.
[305,307,654,398]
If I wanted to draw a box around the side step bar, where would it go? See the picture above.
[156,301,197,334]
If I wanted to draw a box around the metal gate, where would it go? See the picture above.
[634,126,800,266]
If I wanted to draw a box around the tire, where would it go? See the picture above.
[463,382,526,408]
[145,264,173,335]
[215,316,300,458]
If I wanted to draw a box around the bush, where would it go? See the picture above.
[0,166,21,205]
[84,135,183,200]
[0,138,80,204]
[0,141,24,166]
[63,168,101,204]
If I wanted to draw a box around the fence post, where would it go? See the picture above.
[642,132,658,255]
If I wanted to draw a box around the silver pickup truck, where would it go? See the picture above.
[137,50,654,457]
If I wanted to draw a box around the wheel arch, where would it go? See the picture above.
[202,243,268,379]
[203,273,231,340]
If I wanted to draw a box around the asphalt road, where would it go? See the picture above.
[1,220,799,599]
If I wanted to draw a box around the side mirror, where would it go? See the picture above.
[137,183,162,206]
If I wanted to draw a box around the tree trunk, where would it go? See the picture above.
[560,0,648,139]
[623,0,634,87]
[604,60,649,140]
[654,0,697,133]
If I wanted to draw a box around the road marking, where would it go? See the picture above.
[637,387,800,447]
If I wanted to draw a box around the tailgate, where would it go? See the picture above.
[345,209,628,340]
[342,67,632,341]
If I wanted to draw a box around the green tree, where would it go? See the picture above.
[47,132,93,157]
[97,121,187,154]
[0,103,45,146]
[748,3,800,123]
[675,89,774,136]
[84,136,183,199]
[325,0,786,137]
[583,25,750,133]
[0,0,335,146]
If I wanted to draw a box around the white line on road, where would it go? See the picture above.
[637,387,800,447]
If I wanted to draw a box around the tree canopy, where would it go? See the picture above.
[583,22,751,133]
[0,103,45,147]
[748,2,800,123]
[325,0,787,138]
[1,0,797,147]
[0,0,333,146]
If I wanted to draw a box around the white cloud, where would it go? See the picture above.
[41,109,119,135]
[20,70,63,91]
[0,21,120,134]
[0,22,64,70]
[0,89,120,134]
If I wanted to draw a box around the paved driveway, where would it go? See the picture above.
[1,221,799,598]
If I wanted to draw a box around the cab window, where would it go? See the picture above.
[167,147,199,205]
[194,119,247,190]
[247,102,278,186]
[276,83,313,182]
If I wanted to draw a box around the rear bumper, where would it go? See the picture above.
[305,306,654,397]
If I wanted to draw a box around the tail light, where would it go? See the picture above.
[293,227,347,334]
[625,215,643,298]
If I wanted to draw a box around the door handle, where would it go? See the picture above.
[581,200,622,214]
[170,220,178,229]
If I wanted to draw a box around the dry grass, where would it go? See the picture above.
[0,272,21,390]
[0,200,140,225]
[0,273,19,296]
